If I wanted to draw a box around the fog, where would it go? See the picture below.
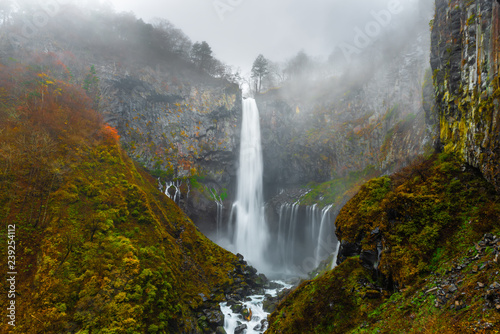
[107,0,434,72]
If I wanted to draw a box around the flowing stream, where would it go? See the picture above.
[221,281,292,334]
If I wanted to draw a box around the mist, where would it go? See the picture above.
[107,0,434,72]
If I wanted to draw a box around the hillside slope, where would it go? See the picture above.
[0,3,242,235]
[267,153,500,333]
[266,0,500,332]
[0,58,261,333]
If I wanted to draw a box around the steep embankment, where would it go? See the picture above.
[267,153,500,333]
[431,0,500,191]
[0,4,242,234]
[266,0,500,332]
[0,59,262,333]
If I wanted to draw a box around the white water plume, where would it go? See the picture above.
[231,98,269,272]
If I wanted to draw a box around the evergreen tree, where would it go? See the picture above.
[191,41,213,72]
[251,54,269,93]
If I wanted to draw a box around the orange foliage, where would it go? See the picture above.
[178,158,193,171]
[103,124,120,143]
[0,58,104,148]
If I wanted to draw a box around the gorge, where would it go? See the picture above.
[0,0,499,333]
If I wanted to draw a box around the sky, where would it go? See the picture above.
[105,0,430,73]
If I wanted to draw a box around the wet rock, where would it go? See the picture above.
[253,319,269,331]
[216,326,227,334]
[234,324,247,334]
[266,281,284,289]
[236,253,246,264]
[490,282,500,290]
[241,307,252,321]
[205,309,224,326]
[230,304,243,313]
[263,298,277,313]
[360,249,379,271]
[337,240,362,264]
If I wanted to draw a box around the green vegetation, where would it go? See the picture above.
[267,152,500,333]
[338,152,499,284]
[0,57,245,333]
[301,165,380,207]
[268,257,382,334]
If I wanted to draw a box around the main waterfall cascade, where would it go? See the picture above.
[215,98,340,278]
[228,98,269,272]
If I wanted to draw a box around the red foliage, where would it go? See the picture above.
[0,60,103,145]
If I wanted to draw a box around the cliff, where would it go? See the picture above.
[431,0,500,191]
[0,57,261,334]
[0,5,242,233]
[257,16,434,197]
[266,0,500,332]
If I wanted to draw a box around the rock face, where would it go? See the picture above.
[257,14,434,198]
[98,68,242,235]
[431,0,500,191]
[0,8,243,234]
[101,69,242,186]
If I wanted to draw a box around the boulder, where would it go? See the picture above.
[234,324,247,334]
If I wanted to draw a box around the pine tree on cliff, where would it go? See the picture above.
[251,54,269,93]
[191,41,214,72]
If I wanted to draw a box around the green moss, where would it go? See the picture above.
[0,60,247,334]
[268,152,500,333]
[301,165,380,207]
[267,258,380,334]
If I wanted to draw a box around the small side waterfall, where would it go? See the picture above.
[314,204,334,268]
[211,188,224,240]
[165,180,182,204]
[276,203,300,270]
[307,204,319,243]
[229,98,269,271]
[272,203,339,276]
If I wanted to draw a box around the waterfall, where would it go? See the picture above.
[165,180,182,204]
[273,203,340,275]
[211,188,224,240]
[307,204,319,244]
[231,98,269,271]
[276,203,301,271]
[315,205,333,268]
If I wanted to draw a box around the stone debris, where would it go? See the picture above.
[423,234,500,313]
